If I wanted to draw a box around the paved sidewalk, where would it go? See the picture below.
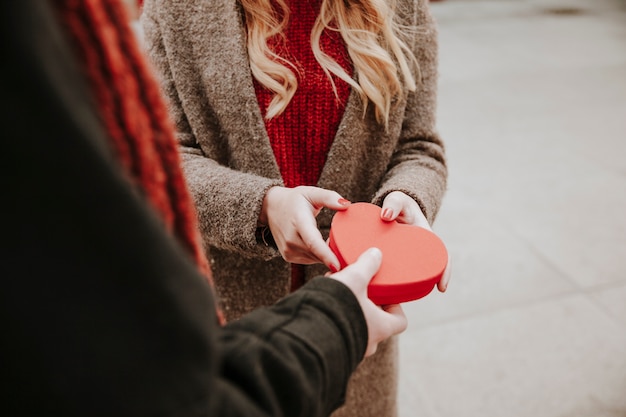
[398,1,626,416]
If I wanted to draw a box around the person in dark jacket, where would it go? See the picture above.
[0,1,407,416]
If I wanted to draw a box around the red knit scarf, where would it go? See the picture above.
[52,0,223,322]
[254,0,352,290]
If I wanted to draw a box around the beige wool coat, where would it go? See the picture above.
[142,0,446,416]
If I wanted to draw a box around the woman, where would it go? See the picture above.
[142,0,447,415]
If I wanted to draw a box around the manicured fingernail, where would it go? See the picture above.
[338,198,351,206]
[382,208,392,220]
[329,263,339,273]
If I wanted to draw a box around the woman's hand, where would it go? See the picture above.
[380,191,451,292]
[328,247,407,357]
[260,186,351,271]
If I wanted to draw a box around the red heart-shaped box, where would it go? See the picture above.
[329,202,448,305]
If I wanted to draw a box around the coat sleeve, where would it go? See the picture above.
[140,1,284,260]
[217,278,368,417]
[0,2,366,416]
[372,0,448,224]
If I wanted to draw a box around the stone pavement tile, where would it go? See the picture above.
[398,372,437,417]
[397,2,626,417]
[434,65,626,289]
[405,205,577,328]
[503,165,626,290]
[589,282,626,329]
[398,295,626,417]
[429,3,626,288]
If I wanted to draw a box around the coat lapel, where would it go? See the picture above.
[187,0,406,188]
[191,0,282,180]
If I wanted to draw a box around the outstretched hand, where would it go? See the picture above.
[381,191,451,292]
[260,186,351,272]
[328,248,407,357]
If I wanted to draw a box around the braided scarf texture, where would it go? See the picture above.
[52,0,223,322]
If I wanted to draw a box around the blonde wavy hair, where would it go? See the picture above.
[240,0,420,126]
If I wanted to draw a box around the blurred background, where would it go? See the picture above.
[399,0,626,416]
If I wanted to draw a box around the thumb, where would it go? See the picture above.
[329,248,382,294]
[380,191,404,221]
[381,304,408,334]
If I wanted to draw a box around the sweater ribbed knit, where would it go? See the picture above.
[254,0,352,188]
[254,0,352,290]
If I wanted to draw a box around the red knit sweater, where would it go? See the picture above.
[254,0,352,289]
[254,0,352,188]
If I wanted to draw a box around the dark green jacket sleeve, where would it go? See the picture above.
[0,1,367,416]
[218,278,367,417]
